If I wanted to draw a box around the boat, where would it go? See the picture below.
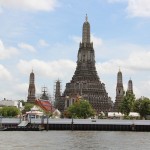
[0,127,7,131]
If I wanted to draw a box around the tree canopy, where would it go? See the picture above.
[133,97,150,119]
[0,106,20,117]
[22,103,34,114]
[65,99,95,119]
[119,91,135,116]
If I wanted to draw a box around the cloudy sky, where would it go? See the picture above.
[0,0,150,102]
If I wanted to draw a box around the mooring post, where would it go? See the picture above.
[71,115,74,131]
[131,123,136,131]
[46,115,49,131]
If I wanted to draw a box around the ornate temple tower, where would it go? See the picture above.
[63,15,112,113]
[127,79,133,94]
[54,80,64,111]
[114,69,124,112]
[40,87,49,100]
[27,70,36,103]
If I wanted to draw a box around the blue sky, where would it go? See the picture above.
[1,0,150,101]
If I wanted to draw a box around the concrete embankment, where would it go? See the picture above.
[1,118,150,131]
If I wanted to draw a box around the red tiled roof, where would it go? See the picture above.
[35,99,54,112]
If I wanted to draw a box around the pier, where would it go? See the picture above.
[1,118,150,131]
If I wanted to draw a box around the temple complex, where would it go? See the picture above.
[26,16,135,114]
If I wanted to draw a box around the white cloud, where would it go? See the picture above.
[97,50,150,76]
[127,0,150,17]
[0,65,12,80]
[127,51,150,70]
[91,34,103,48]
[0,40,19,59]
[0,0,59,12]
[14,83,28,96]
[133,85,142,99]
[71,36,81,43]
[17,59,76,97]
[108,0,150,17]
[138,80,150,98]
[17,59,76,79]
[0,82,29,100]
[38,39,49,47]
[18,43,36,53]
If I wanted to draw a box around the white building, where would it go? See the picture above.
[26,106,43,120]
[108,112,140,119]
[0,99,23,108]
[52,109,61,119]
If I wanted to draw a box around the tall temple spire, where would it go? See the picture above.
[82,14,90,43]
[27,70,36,103]
[114,69,124,112]
[78,15,94,63]
[63,15,112,113]
[117,69,123,84]
[127,79,133,94]
[54,80,64,111]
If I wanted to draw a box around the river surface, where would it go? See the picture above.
[0,131,149,150]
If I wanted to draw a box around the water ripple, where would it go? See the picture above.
[0,131,149,150]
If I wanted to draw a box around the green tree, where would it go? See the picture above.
[0,108,2,115]
[119,91,135,116]
[22,103,34,114]
[0,106,20,117]
[65,99,95,119]
[133,97,150,119]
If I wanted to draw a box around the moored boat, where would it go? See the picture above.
[0,127,7,131]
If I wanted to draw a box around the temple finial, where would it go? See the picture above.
[85,14,88,22]
[119,66,121,72]
[82,14,90,43]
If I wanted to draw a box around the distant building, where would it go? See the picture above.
[114,69,124,112]
[108,112,140,119]
[52,109,61,119]
[26,105,43,120]
[27,70,36,103]
[0,99,22,108]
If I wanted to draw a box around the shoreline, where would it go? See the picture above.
[1,118,150,131]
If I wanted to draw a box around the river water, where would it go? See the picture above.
[0,131,149,150]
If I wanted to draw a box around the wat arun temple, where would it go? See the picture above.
[27,16,134,114]
[54,15,113,113]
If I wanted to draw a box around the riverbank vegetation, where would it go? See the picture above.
[64,99,95,119]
